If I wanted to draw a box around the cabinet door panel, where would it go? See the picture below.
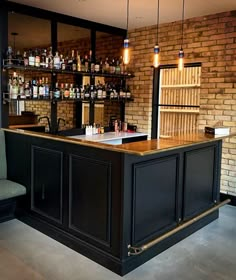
[68,154,112,249]
[31,146,63,224]
[183,146,215,220]
[132,155,179,245]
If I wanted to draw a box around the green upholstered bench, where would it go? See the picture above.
[0,130,26,222]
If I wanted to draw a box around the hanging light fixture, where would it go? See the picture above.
[178,0,185,71]
[123,0,130,65]
[153,0,160,68]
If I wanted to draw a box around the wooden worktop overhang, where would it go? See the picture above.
[3,128,234,156]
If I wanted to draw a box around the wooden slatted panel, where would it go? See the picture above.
[159,66,200,137]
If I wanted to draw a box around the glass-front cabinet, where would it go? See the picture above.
[1,2,133,133]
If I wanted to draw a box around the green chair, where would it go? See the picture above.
[0,130,26,222]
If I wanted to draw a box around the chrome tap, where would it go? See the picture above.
[56,118,66,133]
[38,116,51,133]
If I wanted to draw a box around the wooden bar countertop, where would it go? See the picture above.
[3,128,234,156]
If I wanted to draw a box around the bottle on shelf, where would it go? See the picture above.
[77,53,81,72]
[6,46,13,65]
[89,50,95,73]
[35,49,40,67]
[61,55,66,70]
[44,77,50,99]
[69,83,75,99]
[94,57,100,73]
[60,83,65,99]
[115,58,121,74]
[38,78,45,99]
[84,54,89,72]
[48,47,53,69]
[53,51,61,70]
[104,57,110,73]
[23,51,29,67]
[72,50,77,71]
[28,49,35,67]
[32,78,38,99]
[80,85,84,99]
[15,50,23,66]
[24,81,32,99]
[40,49,47,68]
[64,83,70,99]
[18,76,24,98]
[53,82,61,99]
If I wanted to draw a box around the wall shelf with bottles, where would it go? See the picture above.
[2,61,135,79]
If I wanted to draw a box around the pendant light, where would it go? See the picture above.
[153,0,160,68]
[178,0,185,71]
[123,0,130,65]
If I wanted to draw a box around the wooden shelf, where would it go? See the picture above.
[2,63,135,79]
[160,108,199,114]
[161,84,200,89]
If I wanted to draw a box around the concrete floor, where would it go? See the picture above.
[0,205,235,280]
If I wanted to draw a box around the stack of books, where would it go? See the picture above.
[204,126,230,135]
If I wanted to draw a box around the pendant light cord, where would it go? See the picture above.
[181,0,185,49]
[156,0,160,44]
[126,0,129,38]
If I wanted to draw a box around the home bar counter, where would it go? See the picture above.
[3,128,231,275]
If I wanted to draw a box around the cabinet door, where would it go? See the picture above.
[131,155,179,246]
[31,146,63,225]
[183,145,216,220]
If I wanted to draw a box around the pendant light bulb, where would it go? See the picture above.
[153,0,160,68]
[178,48,184,71]
[153,45,160,68]
[123,38,130,65]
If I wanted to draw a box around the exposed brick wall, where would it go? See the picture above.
[126,10,236,195]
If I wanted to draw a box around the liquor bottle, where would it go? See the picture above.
[67,50,73,70]
[18,76,25,98]
[89,50,94,73]
[40,49,47,68]
[53,82,61,99]
[69,83,75,99]
[72,50,77,71]
[84,84,90,99]
[84,54,89,72]
[100,57,103,73]
[24,81,32,99]
[97,82,103,99]
[48,47,53,69]
[23,51,29,67]
[64,83,70,99]
[6,46,13,65]
[80,55,85,72]
[32,79,38,99]
[11,73,19,99]
[102,84,107,99]
[90,85,95,99]
[120,56,124,75]
[77,53,81,72]
[80,85,84,99]
[60,83,65,99]
[94,57,100,73]
[61,55,66,70]
[44,77,50,99]
[35,49,40,67]
[53,51,60,70]
[28,49,35,67]
[15,50,23,65]
[38,78,45,99]
[115,58,121,74]
[104,57,109,73]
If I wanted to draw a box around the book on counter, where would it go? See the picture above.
[204,126,230,135]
